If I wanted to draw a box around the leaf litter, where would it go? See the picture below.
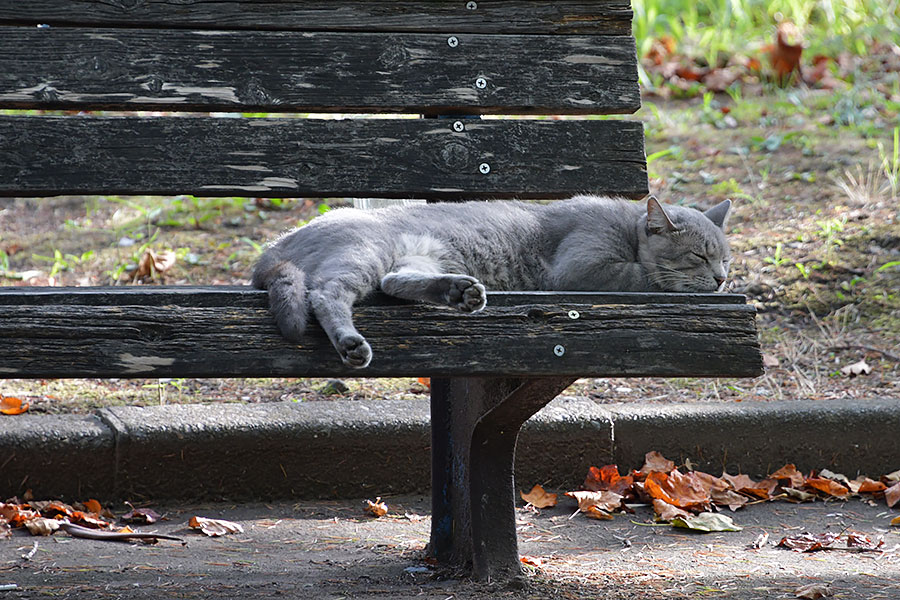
[520,450,900,556]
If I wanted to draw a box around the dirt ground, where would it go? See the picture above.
[1,496,898,599]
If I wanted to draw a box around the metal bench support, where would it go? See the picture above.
[430,376,576,581]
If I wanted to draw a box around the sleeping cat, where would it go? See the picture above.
[252,196,732,368]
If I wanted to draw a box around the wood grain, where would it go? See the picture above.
[0,1,634,35]
[0,287,763,379]
[0,27,639,114]
[0,116,648,199]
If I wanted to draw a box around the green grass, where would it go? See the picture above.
[633,0,899,66]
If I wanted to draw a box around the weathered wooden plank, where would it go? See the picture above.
[0,1,634,35]
[0,27,640,114]
[0,287,763,379]
[0,287,749,307]
[0,116,648,199]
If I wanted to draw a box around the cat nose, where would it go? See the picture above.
[714,276,726,288]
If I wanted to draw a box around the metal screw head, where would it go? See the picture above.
[479,162,491,174]
[452,120,465,132]
[568,310,580,320]
[447,36,459,48]
[553,344,566,357]
[475,77,487,89]
[466,1,478,9]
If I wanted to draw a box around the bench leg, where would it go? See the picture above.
[429,376,575,582]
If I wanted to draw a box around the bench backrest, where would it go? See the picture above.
[0,0,648,200]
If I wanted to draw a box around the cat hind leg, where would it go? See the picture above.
[381,270,487,312]
[308,288,372,368]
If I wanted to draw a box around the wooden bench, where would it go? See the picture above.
[0,1,763,582]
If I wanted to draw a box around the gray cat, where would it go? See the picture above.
[252,196,732,368]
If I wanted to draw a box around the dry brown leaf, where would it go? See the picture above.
[770,464,806,488]
[652,498,691,521]
[520,555,544,567]
[885,482,900,508]
[583,505,614,520]
[852,477,887,494]
[133,249,177,281]
[846,531,884,551]
[890,515,900,526]
[805,477,850,498]
[82,499,102,514]
[639,451,675,475]
[840,359,872,377]
[778,531,839,552]
[741,478,779,500]
[762,353,781,368]
[721,472,757,491]
[121,507,161,524]
[0,395,30,415]
[188,516,244,536]
[25,517,60,536]
[566,490,624,514]
[364,497,388,518]
[583,464,634,496]
[644,470,711,512]
[520,484,557,509]
[794,583,831,599]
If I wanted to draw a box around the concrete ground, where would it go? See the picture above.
[2,496,898,599]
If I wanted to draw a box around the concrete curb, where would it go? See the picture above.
[2,397,898,501]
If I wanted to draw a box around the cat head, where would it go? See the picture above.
[638,196,732,292]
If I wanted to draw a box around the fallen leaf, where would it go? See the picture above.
[840,359,872,377]
[794,583,831,599]
[783,487,817,502]
[652,498,691,521]
[0,396,29,415]
[25,517,60,536]
[741,478,779,500]
[721,472,757,491]
[188,516,244,536]
[132,249,177,281]
[82,499,102,515]
[851,477,886,494]
[710,488,750,511]
[671,512,742,532]
[770,464,805,488]
[121,507,161,524]
[890,515,900,526]
[778,531,839,552]
[639,451,675,475]
[805,477,850,498]
[583,464,634,496]
[520,484,557,509]
[762,353,781,368]
[520,555,544,567]
[846,531,884,551]
[883,469,900,484]
[750,531,770,549]
[583,506,614,520]
[566,490,624,514]
[885,482,900,508]
[364,497,388,518]
[417,377,431,390]
[644,470,711,512]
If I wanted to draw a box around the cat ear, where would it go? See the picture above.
[704,199,732,229]
[646,196,676,234]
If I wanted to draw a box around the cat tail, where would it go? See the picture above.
[251,256,309,343]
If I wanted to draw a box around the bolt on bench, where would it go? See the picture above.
[0,1,763,582]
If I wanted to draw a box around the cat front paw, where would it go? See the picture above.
[447,276,487,312]
[338,333,372,368]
